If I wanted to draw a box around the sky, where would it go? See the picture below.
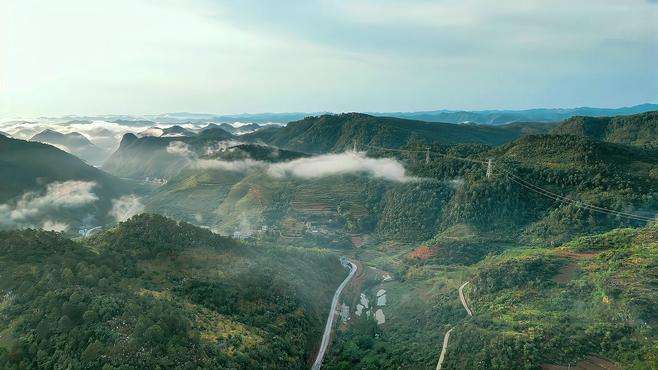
[1,0,657,117]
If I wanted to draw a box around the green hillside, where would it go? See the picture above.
[320,130,657,369]
[326,224,657,369]
[243,113,555,154]
[552,110,658,149]
[0,214,346,369]
[444,225,658,369]
[145,132,658,250]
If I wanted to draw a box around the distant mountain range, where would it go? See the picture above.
[377,103,658,125]
[152,103,658,125]
[27,103,657,127]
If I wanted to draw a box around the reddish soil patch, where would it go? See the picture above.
[408,245,437,260]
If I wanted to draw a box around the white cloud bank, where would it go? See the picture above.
[268,152,412,182]
[42,220,70,232]
[196,158,265,172]
[0,180,98,229]
[109,195,144,222]
[196,151,413,182]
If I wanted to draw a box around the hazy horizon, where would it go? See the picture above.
[3,102,658,122]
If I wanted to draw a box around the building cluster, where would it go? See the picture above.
[353,289,387,325]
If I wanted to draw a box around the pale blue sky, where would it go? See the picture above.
[1,0,657,116]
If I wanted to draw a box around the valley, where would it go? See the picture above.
[1,110,657,369]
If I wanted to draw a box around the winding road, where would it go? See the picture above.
[312,260,358,370]
[459,281,473,316]
[435,281,474,370]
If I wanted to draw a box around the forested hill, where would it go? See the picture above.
[0,214,345,369]
[552,110,658,149]
[491,134,658,171]
[242,113,556,154]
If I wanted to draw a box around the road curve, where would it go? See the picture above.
[459,282,473,316]
[312,260,358,370]
[435,327,454,370]
[434,282,473,369]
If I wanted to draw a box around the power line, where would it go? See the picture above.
[363,144,488,164]
[360,144,655,223]
[505,172,654,222]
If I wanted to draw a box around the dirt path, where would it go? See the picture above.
[435,281,474,369]
[435,327,454,370]
[459,281,473,316]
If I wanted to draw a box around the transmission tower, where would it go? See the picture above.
[486,158,493,179]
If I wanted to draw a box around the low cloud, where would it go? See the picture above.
[446,177,465,190]
[42,220,69,232]
[268,151,412,182]
[109,195,144,222]
[137,138,413,182]
[166,141,194,157]
[0,180,98,229]
[194,151,412,182]
[204,140,244,156]
[195,158,265,172]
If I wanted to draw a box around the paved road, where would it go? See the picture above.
[459,281,473,316]
[312,260,358,370]
[435,327,454,370]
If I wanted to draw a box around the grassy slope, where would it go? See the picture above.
[445,225,658,369]
[324,224,657,369]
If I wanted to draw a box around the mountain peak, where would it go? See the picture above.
[119,132,139,147]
